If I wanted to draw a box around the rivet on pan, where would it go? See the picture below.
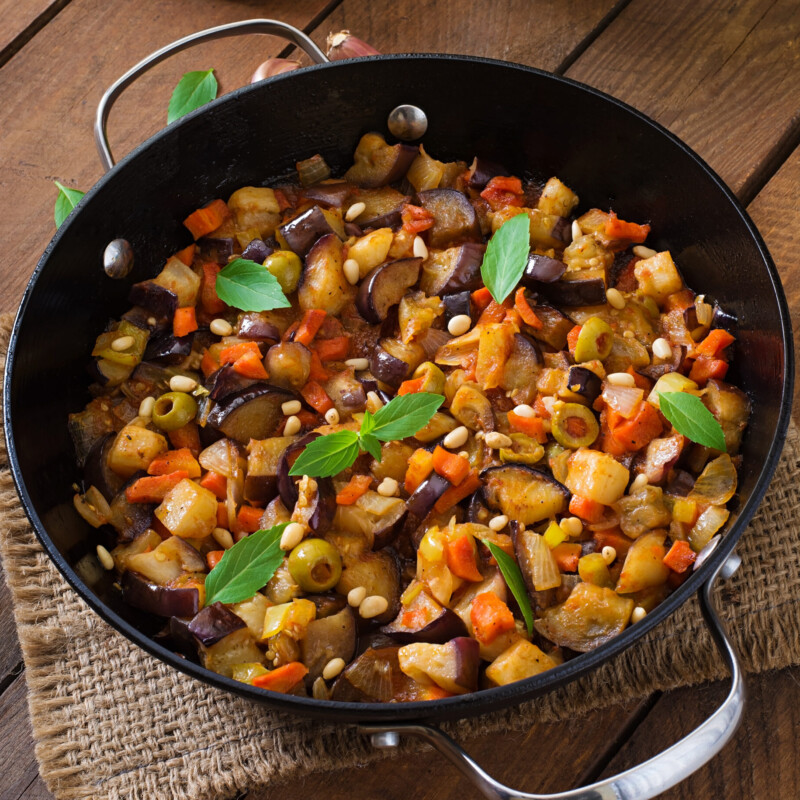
[387,104,428,141]
[720,552,742,580]
[370,731,400,749]
[103,238,134,279]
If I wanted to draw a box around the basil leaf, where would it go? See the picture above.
[168,69,218,124]
[359,432,382,462]
[481,539,533,636]
[480,211,530,304]
[54,181,85,228]
[204,524,288,606]
[289,430,360,477]
[359,408,375,438]
[658,392,727,452]
[216,258,291,312]
[369,393,444,441]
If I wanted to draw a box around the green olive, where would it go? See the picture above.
[288,538,342,593]
[264,250,303,294]
[411,361,446,395]
[151,391,198,431]
[574,316,613,362]
[499,433,545,465]
[550,402,600,449]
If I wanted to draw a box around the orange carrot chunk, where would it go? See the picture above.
[252,662,309,693]
[568,494,605,524]
[434,471,481,513]
[201,262,227,314]
[507,410,548,443]
[401,204,435,234]
[301,380,334,414]
[200,471,227,500]
[219,340,262,366]
[551,542,582,572]
[174,243,196,266]
[336,474,373,505]
[232,350,269,380]
[173,306,198,337]
[147,448,201,478]
[313,336,350,362]
[470,592,516,644]
[445,535,483,582]
[183,198,230,240]
[432,446,471,487]
[663,540,697,574]
[405,449,435,494]
[514,287,543,329]
[125,471,190,504]
[294,309,327,346]
[237,504,264,533]
[168,422,201,455]
[695,328,736,358]
[206,550,225,570]
[604,212,651,243]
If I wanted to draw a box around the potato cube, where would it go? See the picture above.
[347,228,394,277]
[108,425,168,478]
[152,256,202,307]
[230,592,271,639]
[155,478,218,539]
[485,639,558,686]
[565,448,630,505]
[227,186,280,237]
[201,628,266,678]
[537,177,579,217]
[615,531,670,594]
[634,251,684,305]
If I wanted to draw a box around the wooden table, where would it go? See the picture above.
[1,1,798,798]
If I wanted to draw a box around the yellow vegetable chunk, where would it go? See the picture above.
[565,448,630,505]
[227,186,280,238]
[615,531,670,594]
[201,628,266,678]
[108,424,168,478]
[230,592,271,639]
[348,228,394,277]
[155,478,218,539]
[152,256,202,307]
[485,639,558,686]
[537,176,579,217]
[634,251,684,305]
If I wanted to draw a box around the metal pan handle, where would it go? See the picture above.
[94,19,328,172]
[359,555,744,800]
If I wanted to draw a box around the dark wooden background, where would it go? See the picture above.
[0,1,798,798]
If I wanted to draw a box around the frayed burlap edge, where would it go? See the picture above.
[0,309,798,800]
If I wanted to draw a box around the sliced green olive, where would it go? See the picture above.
[574,316,613,362]
[410,361,446,395]
[499,433,545,465]
[151,391,198,431]
[265,250,303,294]
[288,538,342,593]
[550,402,599,449]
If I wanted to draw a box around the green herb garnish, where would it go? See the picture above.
[204,523,288,606]
[289,393,444,478]
[54,181,85,228]
[659,392,726,452]
[215,257,291,312]
[168,69,218,124]
[480,211,531,304]
[481,539,533,635]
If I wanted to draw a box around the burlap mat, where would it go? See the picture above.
[0,310,798,800]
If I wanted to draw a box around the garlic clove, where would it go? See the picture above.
[326,30,380,60]
[250,58,301,84]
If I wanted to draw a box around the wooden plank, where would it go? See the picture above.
[0,673,41,800]
[0,563,23,688]
[565,0,800,201]
[0,0,68,65]
[17,778,53,800]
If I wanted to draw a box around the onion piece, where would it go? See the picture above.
[250,58,300,84]
[226,440,246,537]
[199,438,238,478]
[689,505,730,552]
[601,384,644,418]
[406,145,445,192]
[688,454,738,506]
[418,326,451,359]
[326,30,380,60]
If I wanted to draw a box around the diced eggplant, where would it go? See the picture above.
[121,570,199,618]
[128,281,178,319]
[417,189,481,249]
[500,334,542,400]
[165,615,202,660]
[634,434,685,485]
[143,332,193,365]
[83,432,125,502]
[344,133,417,189]
[615,531,669,593]
[302,183,353,209]
[466,156,510,190]
[608,250,638,290]
[277,432,321,509]
[666,469,695,497]
[245,435,298,504]
[370,341,414,388]
[241,238,273,263]
[382,589,467,643]
[356,257,423,324]
[333,491,407,550]
[108,489,156,542]
[200,627,266,678]
[300,606,357,682]
[565,366,602,403]
[188,602,247,646]
[331,646,401,702]
[702,379,751,455]
[236,313,281,342]
[419,243,486,296]
[206,364,257,402]
[279,206,341,257]
[537,275,606,306]
[306,593,347,618]
[397,637,479,694]
[265,342,312,391]
[335,546,401,624]
[442,291,472,323]
[638,344,686,380]
[127,535,206,584]
[482,464,569,526]
[199,237,235,263]
[292,475,336,535]
[206,385,295,444]
[550,217,572,244]
[298,233,356,315]
[406,472,450,521]
[527,303,575,350]
[521,254,566,285]
[325,369,367,414]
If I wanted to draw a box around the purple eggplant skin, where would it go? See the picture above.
[466,489,492,526]
[143,332,193,365]
[418,189,482,249]
[277,432,322,509]
[433,242,487,296]
[608,250,637,289]
[466,156,510,190]
[206,364,258,402]
[357,257,423,324]
[448,636,481,693]
[712,303,738,333]
[308,477,337,535]
[406,472,451,520]
[108,487,156,542]
[666,469,695,497]
[302,183,353,209]
[164,615,202,660]
[521,253,566,285]
[278,206,339,257]
[187,602,246,647]
[128,281,178,319]
[550,216,572,244]
[83,432,124,502]
[241,238,273,263]
[122,305,169,335]
[300,606,357,683]
[369,344,411,388]
[538,277,607,307]
[199,237,235,263]
[122,571,199,618]
[566,366,602,403]
[206,384,295,444]
[442,291,472,323]
[307,593,347,618]
[638,344,687,381]
[382,603,467,644]
[359,209,403,231]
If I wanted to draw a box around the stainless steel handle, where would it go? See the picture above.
[360,555,744,800]
[94,19,328,172]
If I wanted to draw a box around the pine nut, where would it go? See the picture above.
[284,415,302,436]
[96,544,114,571]
[212,527,234,550]
[607,372,636,387]
[606,287,626,310]
[514,404,535,418]
[110,335,135,352]
[652,337,672,360]
[325,408,340,425]
[347,586,367,607]
[571,220,582,241]
[138,396,155,418]
[631,606,647,623]
[169,375,197,393]
[633,245,657,259]
[345,357,369,370]
[623,330,635,339]
[484,432,512,449]
[359,595,389,619]
[448,314,472,336]
[413,236,428,259]
[488,515,508,531]
[631,474,648,493]
[457,451,469,459]
[282,400,302,416]
[602,545,617,565]
[343,258,360,285]
[377,477,399,497]
[322,657,346,680]
[147,316,157,326]
[345,201,366,222]
[443,425,469,449]
[559,517,583,538]
[280,522,306,551]
[210,318,233,336]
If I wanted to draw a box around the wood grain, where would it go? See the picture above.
[0,0,68,65]
[0,564,22,686]
[0,674,41,800]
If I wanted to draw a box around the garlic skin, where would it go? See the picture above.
[326,30,380,60]
[250,58,301,84]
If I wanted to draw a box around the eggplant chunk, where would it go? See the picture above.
[279,206,342,257]
[265,342,312,391]
[121,570,199,618]
[206,385,295,444]
[83,432,125,502]
[188,602,247,646]
[420,243,486,296]
[418,189,482,248]
[527,303,575,350]
[300,606,357,682]
[521,254,566,286]
[534,582,634,652]
[200,627,266,678]
[344,133,417,188]
[298,233,356,315]
[382,587,467,643]
[335,546,401,624]
[537,275,606,306]
[397,637,479,694]
[127,535,206,584]
[702,379,751,455]
[482,464,569,526]
[357,257,422,324]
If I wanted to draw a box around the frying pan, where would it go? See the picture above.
[4,19,793,800]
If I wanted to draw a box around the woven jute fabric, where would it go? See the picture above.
[1,310,799,800]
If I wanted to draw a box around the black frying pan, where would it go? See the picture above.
[4,20,793,800]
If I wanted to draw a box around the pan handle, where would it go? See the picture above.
[94,19,328,172]
[359,554,744,800]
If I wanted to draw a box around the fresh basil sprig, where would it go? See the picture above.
[480,211,531,304]
[204,523,288,606]
[168,69,218,124]
[289,392,444,478]
[54,181,86,228]
[215,257,291,312]
[481,539,533,635]
[659,392,727,452]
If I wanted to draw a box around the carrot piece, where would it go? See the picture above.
[434,471,481,513]
[274,188,291,212]
[566,324,582,354]
[232,350,269,380]
[206,550,225,570]
[568,494,605,524]
[313,335,350,362]
[397,376,427,396]
[294,309,328,346]
[689,355,729,385]
[168,422,201,454]
[593,528,633,560]
[401,204,435,235]
[432,446,471,487]
[183,198,230,240]
[301,380,334,414]
[278,409,317,434]
[200,347,221,378]
[336,474,373,505]
[125,471,189,504]
[514,287,543,329]
[551,542,581,572]
[626,365,652,392]
[478,299,509,325]
[220,340,262,366]
[610,401,663,452]
[471,286,493,313]
[252,662,309,693]
[421,685,456,700]
[147,448,201,478]
[663,540,697,574]
[237,505,264,534]
[663,289,695,312]
[604,212,651,243]
[480,176,524,211]
[695,328,735,358]
[470,591,516,644]
[445,535,483,582]
[201,262,227,315]
[175,243,196,266]
[216,502,228,529]
[507,410,548,442]
[200,471,227,501]
[173,306,198,337]
[532,394,551,420]
[405,448,435,494]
